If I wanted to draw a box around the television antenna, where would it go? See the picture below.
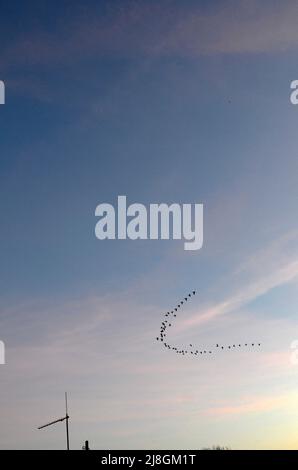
[38,392,70,450]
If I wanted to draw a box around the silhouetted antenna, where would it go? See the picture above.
[38,392,70,450]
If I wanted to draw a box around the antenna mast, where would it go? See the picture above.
[38,392,70,450]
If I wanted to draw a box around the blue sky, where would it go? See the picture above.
[1,0,298,449]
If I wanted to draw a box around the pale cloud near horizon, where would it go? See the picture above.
[204,390,298,417]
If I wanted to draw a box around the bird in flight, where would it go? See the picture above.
[156,290,262,359]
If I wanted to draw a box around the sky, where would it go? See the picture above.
[1,0,298,449]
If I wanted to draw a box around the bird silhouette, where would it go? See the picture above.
[156,290,261,359]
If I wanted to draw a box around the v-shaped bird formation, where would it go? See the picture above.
[156,290,261,357]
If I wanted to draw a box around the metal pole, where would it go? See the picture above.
[66,416,69,450]
[65,392,70,450]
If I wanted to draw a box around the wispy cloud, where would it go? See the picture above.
[2,0,298,74]
[183,260,298,329]
[177,232,298,331]
[205,391,298,417]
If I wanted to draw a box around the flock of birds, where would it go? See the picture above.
[156,290,261,357]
